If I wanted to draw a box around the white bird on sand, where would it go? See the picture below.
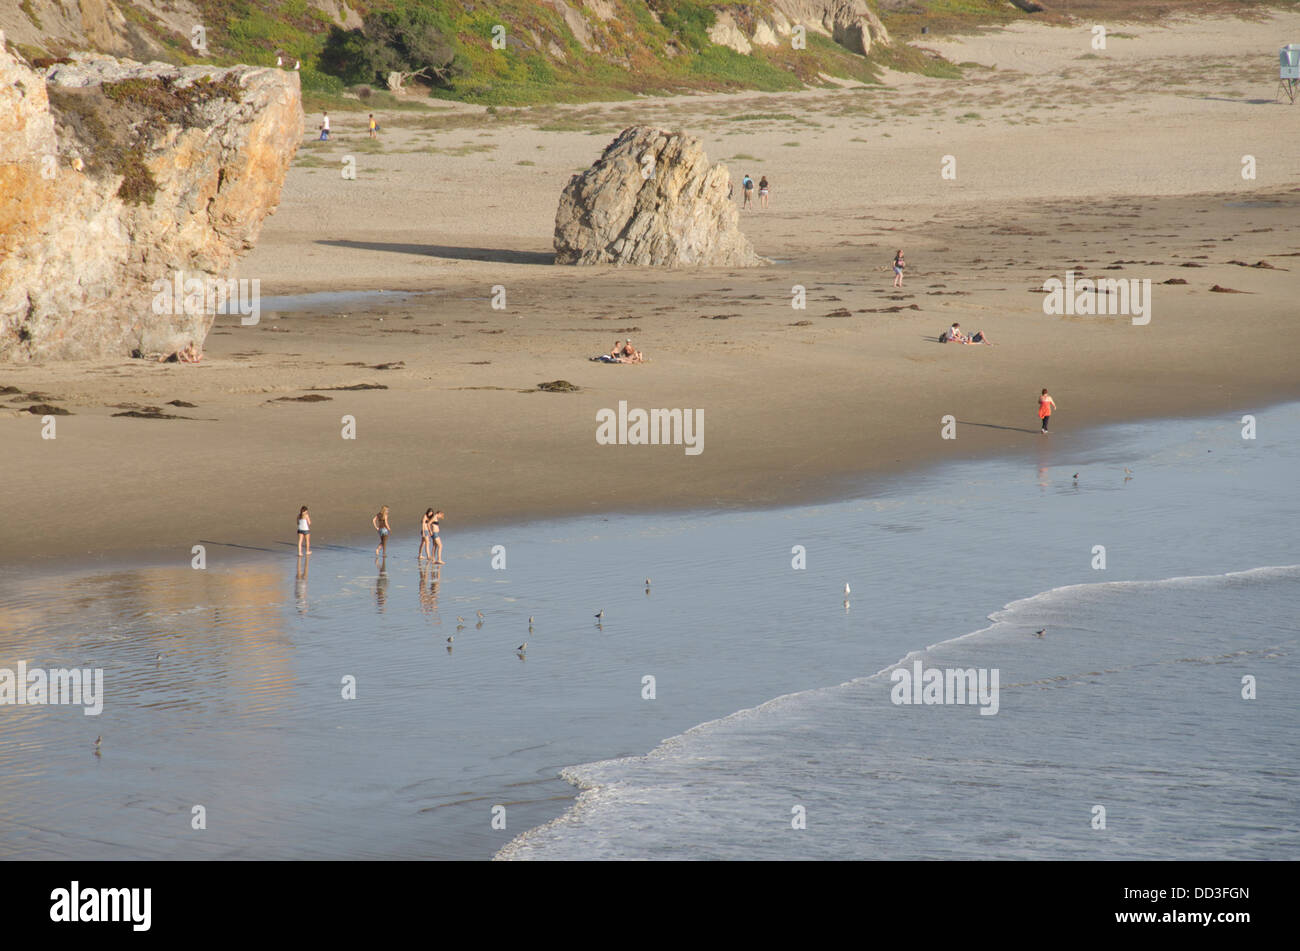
[844,583,851,595]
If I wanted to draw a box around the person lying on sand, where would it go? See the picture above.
[964,329,994,345]
[159,342,203,363]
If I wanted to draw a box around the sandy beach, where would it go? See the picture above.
[3,12,1299,564]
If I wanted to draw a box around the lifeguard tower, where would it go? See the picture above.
[1280,44,1300,103]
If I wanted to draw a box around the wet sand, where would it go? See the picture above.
[2,13,1298,564]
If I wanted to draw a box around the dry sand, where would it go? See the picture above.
[3,12,1299,565]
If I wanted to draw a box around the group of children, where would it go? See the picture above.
[294,505,445,561]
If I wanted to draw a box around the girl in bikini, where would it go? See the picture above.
[373,505,391,557]
[430,510,445,565]
[418,508,435,560]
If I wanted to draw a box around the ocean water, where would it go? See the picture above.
[0,404,1296,860]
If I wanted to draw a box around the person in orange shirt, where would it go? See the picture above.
[1038,388,1058,434]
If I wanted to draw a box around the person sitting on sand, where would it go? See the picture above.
[947,322,966,344]
[159,341,202,363]
[610,339,644,364]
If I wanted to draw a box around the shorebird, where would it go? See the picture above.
[517,643,527,652]
[155,652,163,663]
[447,636,454,643]
[94,735,102,748]
[645,578,651,586]
[594,609,604,620]
[1034,629,1046,638]
[456,616,465,624]
[844,583,851,595]
[1072,473,1079,480]
[476,610,485,620]
[528,616,534,625]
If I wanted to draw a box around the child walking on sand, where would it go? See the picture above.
[1038,388,1057,434]
[373,505,391,557]
[430,509,445,565]
[297,506,311,556]
[893,249,905,288]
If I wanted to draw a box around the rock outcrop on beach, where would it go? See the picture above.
[554,126,763,268]
[0,43,301,361]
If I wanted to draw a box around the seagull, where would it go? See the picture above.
[844,583,851,595]
[595,609,604,620]
[1034,629,1045,638]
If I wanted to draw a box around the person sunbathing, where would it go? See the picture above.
[610,339,644,363]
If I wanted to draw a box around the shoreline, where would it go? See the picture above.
[5,12,1300,567]
[5,394,1296,578]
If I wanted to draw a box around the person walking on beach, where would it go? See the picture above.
[418,508,435,560]
[430,510,445,565]
[1038,388,1057,434]
[892,249,905,288]
[373,505,391,557]
[758,176,770,209]
[319,111,331,141]
[296,505,312,556]
[742,174,754,209]
[368,113,378,139]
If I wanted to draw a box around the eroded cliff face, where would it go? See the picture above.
[0,44,301,361]
[555,126,763,268]
[709,1,891,57]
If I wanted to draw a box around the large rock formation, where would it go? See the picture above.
[710,1,891,57]
[0,43,301,361]
[554,126,763,268]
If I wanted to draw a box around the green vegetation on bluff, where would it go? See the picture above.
[17,0,1044,108]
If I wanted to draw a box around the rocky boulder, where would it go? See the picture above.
[554,126,763,268]
[0,43,301,361]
